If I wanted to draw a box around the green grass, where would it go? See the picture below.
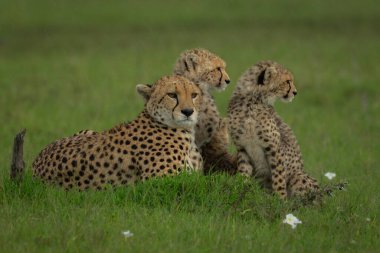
[0,173,369,252]
[1,0,379,252]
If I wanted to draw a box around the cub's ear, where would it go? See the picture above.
[136,84,153,102]
[257,66,277,85]
[183,53,199,72]
[263,66,278,85]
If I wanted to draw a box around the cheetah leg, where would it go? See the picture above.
[288,173,319,197]
[202,118,236,174]
[269,162,288,199]
[188,145,203,172]
[236,149,254,177]
[261,143,288,199]
[256,123,288,199]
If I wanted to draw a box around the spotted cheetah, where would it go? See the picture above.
[173,48,236,173]
[32,75,203,190]
[228,61,319,199]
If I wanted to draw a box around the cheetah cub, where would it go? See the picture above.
[32,76,203,190]
[228,61,319,199]
[174,48,236,174]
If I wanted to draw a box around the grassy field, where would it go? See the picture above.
[1,0,379,252]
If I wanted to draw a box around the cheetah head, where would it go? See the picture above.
[254,61,297,105]
[173,48,230,92]
[136,75,202,129]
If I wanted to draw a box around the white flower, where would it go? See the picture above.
[324,172,336,180]
[121,230,134,238]
[283,214,302,229]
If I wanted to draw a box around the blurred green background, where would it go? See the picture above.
[1,0,379,252]
[1,0,379,163]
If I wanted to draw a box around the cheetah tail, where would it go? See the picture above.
[10,129,26,183]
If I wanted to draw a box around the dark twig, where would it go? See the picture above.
[10,129,26,182]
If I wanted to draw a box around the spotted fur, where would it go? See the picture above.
[173,48,236,173]
[32,75,203,190]
[228,61,319,199]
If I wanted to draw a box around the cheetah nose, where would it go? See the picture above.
[181,108,194,117]
[293,91,297,96]
[225,79,230,84]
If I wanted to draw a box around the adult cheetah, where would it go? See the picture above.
[228,61,319,199]
[32,75,203,190]
[173,48,236,174]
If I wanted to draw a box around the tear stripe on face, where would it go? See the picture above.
[283,81,292,99]
[218,68,223,86]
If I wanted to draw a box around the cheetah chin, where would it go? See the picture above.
[281,95,295,103]
[176,119,196,128]
[216,82,228,91]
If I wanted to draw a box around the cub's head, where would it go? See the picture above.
[136,75,202,129]
[173,48,230,92]
[245,61,297,104]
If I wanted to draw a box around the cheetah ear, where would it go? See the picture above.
[262,66,278,85]
[257,69,266,85]
[136,84,153,102]
[184,54,199,72]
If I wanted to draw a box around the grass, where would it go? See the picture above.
[0,173,367,252]
[1,0,379,252]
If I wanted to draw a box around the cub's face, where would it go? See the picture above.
[137,76,201,129]
[270,69,297,103]
[173,48,230,92]
[254,62,297,104]
[199,62,230,91]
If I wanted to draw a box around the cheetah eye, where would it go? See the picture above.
[216,67,221,71]
[167,93,177,99]
[286,80,292,84]
[191,93,198,99]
